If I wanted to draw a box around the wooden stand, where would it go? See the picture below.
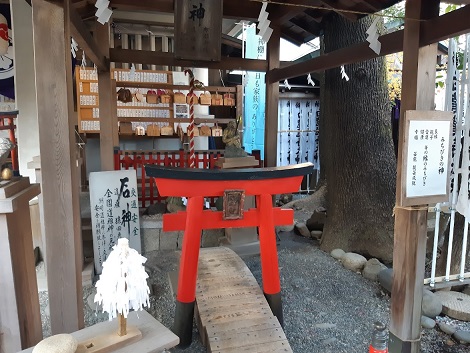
[20,311,179,353]
[0,177,42,352]
[215,156,258,169]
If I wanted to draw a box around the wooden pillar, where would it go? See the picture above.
[121,33,129,69]
[135,34,143,70]
[150,35,157,71]
[111,79,119,148]
[389,1,439,352]
[31,0,84,333]
[265,24,280,167]
[96,22,115,171]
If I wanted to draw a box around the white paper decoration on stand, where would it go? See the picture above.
[95,0,113,25]
[258,1,273,43]
[94,238,150,321]
[340,65,349,81]
[366,17,381,55]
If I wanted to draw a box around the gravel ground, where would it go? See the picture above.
[37,229,470,353]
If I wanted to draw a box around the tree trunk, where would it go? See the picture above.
[318,14,396,262]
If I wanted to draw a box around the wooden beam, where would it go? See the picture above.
[269,0,306,23]
[31,0,83,334]
[68,1,107,70]
[281,27,306,46]
[421,4,470,44]
[389,1,440,352]
[109,48,268,72]
[267,29,403,83]
[96,22,115,171]
[289,17,322,36]
[265,25,280,168]
[318,0,358,21]
[267,5,470,83]
[109,0,261,20]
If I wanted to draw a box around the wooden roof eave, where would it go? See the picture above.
[267,5,470,83]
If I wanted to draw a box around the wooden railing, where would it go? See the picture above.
[114,149,262,207]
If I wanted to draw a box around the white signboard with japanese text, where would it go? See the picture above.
[401,110,452,206]
[89,170,141,274]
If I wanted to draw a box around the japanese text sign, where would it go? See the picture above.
[400,110,452,206]
[89,170,141,274]
[175,0,222,61]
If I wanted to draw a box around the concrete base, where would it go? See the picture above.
[141,215,225,253]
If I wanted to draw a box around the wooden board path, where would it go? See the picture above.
[196,247,293,353]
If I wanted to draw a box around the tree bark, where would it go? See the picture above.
[318,14,396,262]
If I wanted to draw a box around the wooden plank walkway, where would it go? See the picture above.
[196,247,293,353]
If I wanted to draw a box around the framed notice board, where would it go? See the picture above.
[399,110,453,206]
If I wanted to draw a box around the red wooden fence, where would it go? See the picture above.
[114,149,262,207]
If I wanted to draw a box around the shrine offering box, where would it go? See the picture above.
[120,122,133,135]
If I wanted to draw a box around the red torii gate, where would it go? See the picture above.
[146,162,313,347]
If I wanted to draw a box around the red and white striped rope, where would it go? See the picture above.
[185,69,195,168]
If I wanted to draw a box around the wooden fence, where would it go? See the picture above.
[114,149,262,207]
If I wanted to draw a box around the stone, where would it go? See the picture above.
[341,252,367,272]
[421,315,436,329]
[166,197,186,213]
[453,330,470,344]
[224,144,247,158]
[422,289,443,318]
[378,268,393,293]
[278,194,293,205]
[143,202,167,215]
[439,322,458,335]
[310,230,323,240]
[142,227,161,253]
[294,222,311,238]
[362,258,387,282]
[434,291,470,321]
[33,334,78,353]
[306,208,327,231]
[86,291,98,311]
[330,249,345,260]
[463,285,470,296]
[277,224,295,232]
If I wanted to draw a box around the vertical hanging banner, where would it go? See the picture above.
[90,170,141,274]
[244,25,266,157]
[400,110,453,206]
[174,0,222,61]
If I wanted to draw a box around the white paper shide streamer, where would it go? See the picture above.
[307,73,315,87]
[340,65,349,81]
[71,38,78,58]
[257,1,273,43]
[284,79,291,90]
[94,238,150,321]
[366,17,381,55]
[95,0,113,25]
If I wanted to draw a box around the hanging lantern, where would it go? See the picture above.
[0,13,9,56]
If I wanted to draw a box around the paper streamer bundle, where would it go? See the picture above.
[94,238,150,320]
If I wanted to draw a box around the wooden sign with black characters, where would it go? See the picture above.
[174,0,222,62]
